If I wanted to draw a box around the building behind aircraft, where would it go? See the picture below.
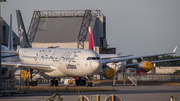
[27,10,116,54]
[0,16,19,50]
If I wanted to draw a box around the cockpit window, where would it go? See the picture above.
[86,57,100,60]
[87,57,92,60]
[92,57,96,60]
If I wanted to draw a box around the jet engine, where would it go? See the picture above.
[102,66,115,79]
[14,69,41,81]
[138,61,153,72]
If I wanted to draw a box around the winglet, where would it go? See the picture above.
[173,46,178,53]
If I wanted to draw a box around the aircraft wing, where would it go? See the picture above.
[1,62,55,72]
[1,50,18,54]
[100,54,133,60]
[126,58,180,68]
[1,55,18,58]
[102,46,177,64]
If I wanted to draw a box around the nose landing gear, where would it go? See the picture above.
[86,75,95,87]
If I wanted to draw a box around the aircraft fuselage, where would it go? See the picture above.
[18,48,102,77]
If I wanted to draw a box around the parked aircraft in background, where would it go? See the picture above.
[1,14,41,86]
[1,14,19,62]
[1,10,180,87]
[88,26,180,80]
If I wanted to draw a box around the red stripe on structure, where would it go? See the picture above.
[88,27,94,51]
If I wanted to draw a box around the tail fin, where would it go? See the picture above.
[16,10,31,48]
[8,14,13,51]
[88,27,94,51]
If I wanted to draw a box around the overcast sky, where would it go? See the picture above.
[1,0,180,56]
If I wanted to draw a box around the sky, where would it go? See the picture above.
[1,0,180,56]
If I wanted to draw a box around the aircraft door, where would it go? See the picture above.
[86,57,93,71]
[76,52,83,65]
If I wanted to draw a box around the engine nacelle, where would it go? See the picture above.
[102,66,115,79]
[14,69,41,81]
[138,61,153,72]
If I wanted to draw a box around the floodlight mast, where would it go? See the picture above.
[0,0,6,17]
[0,0,6,96]
[0,16,1,97]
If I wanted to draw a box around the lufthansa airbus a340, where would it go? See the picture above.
[2,10,180,86]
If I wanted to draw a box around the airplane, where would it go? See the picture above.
[1,14,40,85]
[87,26,180,81]
[1,14,19,62]
[1,14,20,84]
[1,10,180,87]
[2,10,105,86]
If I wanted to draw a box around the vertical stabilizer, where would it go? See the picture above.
[88,27,94,51]
[16,10,31,48]
[8,14,13,51]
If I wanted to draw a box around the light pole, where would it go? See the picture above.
[0,0,6,16]
[0,0,6,96]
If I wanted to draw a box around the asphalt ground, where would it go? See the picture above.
[0,83,180,101]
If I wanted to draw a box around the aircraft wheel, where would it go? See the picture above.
[50,79,54,86]
[31,81,37,86]
[25,81,27,86]
[34,81,37,86]
[87,82,93,87]
[55,80,58,86]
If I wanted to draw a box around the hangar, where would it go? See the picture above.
[27,10,116,54]
[0,17,19,49]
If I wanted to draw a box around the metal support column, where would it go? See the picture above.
[0,15,2,96]
[77,10,92,49]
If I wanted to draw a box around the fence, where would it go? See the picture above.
[134,73,180,81]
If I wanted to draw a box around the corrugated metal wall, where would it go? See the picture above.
[31,17,84,43]
[0,17,19,46]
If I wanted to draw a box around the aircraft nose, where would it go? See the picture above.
[91,60,102,73]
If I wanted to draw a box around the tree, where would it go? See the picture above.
[174,69,180,74]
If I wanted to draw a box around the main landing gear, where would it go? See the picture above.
[50,78,58,86]
[25,69,38,86]
[29,69,38,86]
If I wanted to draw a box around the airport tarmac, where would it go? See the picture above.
[0,83,180,101]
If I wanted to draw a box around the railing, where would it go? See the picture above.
[120,65,137,86]
[135,73,180,81]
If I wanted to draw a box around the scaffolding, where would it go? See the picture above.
[1,67,18,96]
[77,10,92,49]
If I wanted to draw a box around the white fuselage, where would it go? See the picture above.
[18,48,102,77]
